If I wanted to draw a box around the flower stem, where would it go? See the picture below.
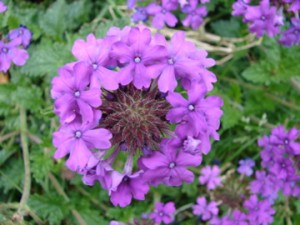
[15,106,31,221]
[174,203,194,216]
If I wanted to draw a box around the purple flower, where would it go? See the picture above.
[269,125,300,155]
[146,0,178,29]
[150,202,176,224]
[8,25,32,48]
[244,0,283,37]
[0,39,29,72]
[192,197,219,221]
[237,158,255,176]
[131,7,148,23]
[72,34,119,90]
[244,195,275,225]
[170,122,211,155]
[229,210,248,225]
[182,0,207,30]
[53,122,112,171]
[232,0,251,17]
[110,27,167,89]
[199,165,222,190]
[250,171,279,200]
[51,62,102,124]
[0,1,7,13]
[127,0,137,9]
[166,89,223,140]
[150,31,202,92]
[109,171,149,207]
[268,157,295,179]
[279,18,300,47]
[141,144,202,186]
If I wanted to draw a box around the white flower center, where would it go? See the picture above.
[75,131,82,138]
[183,136,201,153]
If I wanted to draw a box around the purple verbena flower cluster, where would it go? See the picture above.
[129,0,210,30]
[232,0,300,46]
[0,23,31,72]
[51,25,223,207]
[192,197,219,221]
[199,165,222,190]
[251,125,300,199]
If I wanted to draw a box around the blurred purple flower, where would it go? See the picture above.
[150,202,176,224]
[0,1,7,13]
[237,158,255,176]
[192,197,219,221]
[199,165,222,190]
[8,25,32,48]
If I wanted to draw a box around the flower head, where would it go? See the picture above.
[51,26,222,207]
[0,1,7,13]
[150,202,176,224]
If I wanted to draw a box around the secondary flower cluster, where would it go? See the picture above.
[51,25,223,207]
[0,3,31,73]
[232,0,300,46]
[128,0,210,30]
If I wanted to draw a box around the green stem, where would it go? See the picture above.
[174,203,194,216]
[16,106,31,219]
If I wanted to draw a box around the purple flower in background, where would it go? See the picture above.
[232,0,251,17]
[199,165,222,190]
[72,34,119,90]
[146,0,178,29]
[109,171,149,207]
[110,27,167,89]
[8,25,32,48]
[229,210,248,225]
[269,125,300,155]
[250,171,279,200]
[192,197,219,221]
[244,195,275,225]
[142,145,202,186]
[0,39,29,72]
[182,0,207,29]
[150,202,176,224]
[53,122,112,171]
[51,62,101,124]
[268,157,295,179]
[127,0,137,9]
[279,18,300,47]
[244,0,283,37]
[131,7,148,23]
[0,1,7,13]
[237,158,255,176]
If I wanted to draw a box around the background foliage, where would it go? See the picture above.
[0,0,300,224]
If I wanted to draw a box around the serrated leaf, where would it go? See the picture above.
[29,194,68,225]
[19,42,73,78]
[30,151,53,184]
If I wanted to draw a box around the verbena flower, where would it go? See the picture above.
[237,158,255,176]
[199,165,222,190]
[192,197,219,221]
[150,202,176,224]
[146,0,178,29]
[129,0,211,30]
[0,38,29,72]
[0,1,6,13]
[232,0,300,46]
[244,195,275,225]
[182,0,208,30]
[51,25,222,207]
[8,25,32,48]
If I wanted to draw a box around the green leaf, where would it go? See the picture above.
[30,151,53,184]
[19,41,73,78]
[211,18,241,37]
[29,194,68,225]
